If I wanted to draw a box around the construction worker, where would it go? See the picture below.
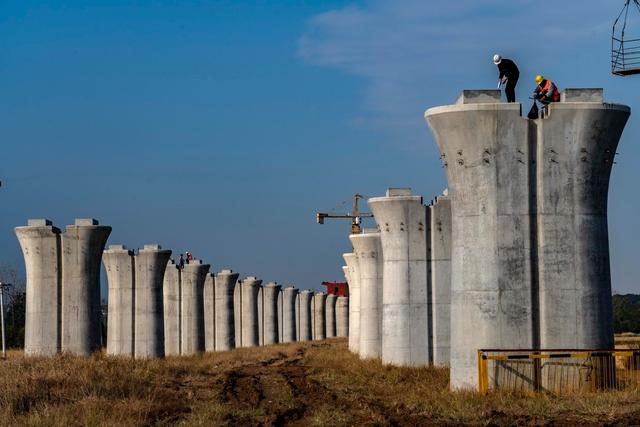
[493,54,519,103]
[533,75,560,105]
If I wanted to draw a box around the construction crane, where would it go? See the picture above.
[316,193,374,234]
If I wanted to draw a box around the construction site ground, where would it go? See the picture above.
[2,338,640,426]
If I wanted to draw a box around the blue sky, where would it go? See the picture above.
[1,0,639,295]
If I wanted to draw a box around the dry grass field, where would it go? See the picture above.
[2,338,640,426]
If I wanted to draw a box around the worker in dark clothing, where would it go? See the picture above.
[493,54,520,103]
[533,74,560,105]
[178,254,185,270]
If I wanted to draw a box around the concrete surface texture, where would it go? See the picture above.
[277,288,283,343]
[15,219,62,356]
[102,245,135,357]
[424,88,630,389]
[535,92,630,350]
[214,269,239,351]
[60,219,111,356]
[204,273,216,352]
[180,260,209,355]
[312,292,327,341]
[368,190,430,367]
[262,282,281,345]
[234,279,242,346]
[343,253,360,353]
[162,260,181,356]
[342,266,350,291]
[295,292,300,341]
[240,276,262,348]
[325,293,337,338]
[281,287,298,343]
[257,286,264,346]
[298,290,313,341]
[349,231,383,359]
[134,245,171,359]
[429,195,452,366]
[336,296,349,337]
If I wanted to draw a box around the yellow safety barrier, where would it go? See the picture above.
[478,349,640,394]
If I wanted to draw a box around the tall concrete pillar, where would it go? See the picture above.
[369,189,429,367]
[214,269,239,351]
[180,260,209,355]
[429,195,452,366]
[61,219,111,356]
[298,290,313,341]
[204,273,216,352]
[281,286,298,343]
[234,279,242,346]
[425,90,538,388]
[312,292,327,341]
[295,292,300,341]
[535,90,630,350]
[326,294,337,338]
[343,253,360,353]
[257,286,264,345]
[134,245,171,359]
[103,245,135,357]
[163,260,181,356]
[336,296,349,337]
[277,288,283,343]
[241,276,262,347]
[15,219,62,356]
[262,282,280,345]
[350,231,382,359]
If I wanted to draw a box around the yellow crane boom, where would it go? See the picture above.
[316,193,374,234]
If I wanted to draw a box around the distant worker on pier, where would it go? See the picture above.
[186,251,193,263]
[533,74,560,105]
[493,54,519,103]
[178,254,185,270]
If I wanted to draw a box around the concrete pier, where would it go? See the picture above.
[369,190,430,366]
[298,290,313,341]
[312,292,327,341]
[277,288,283,343]
[262,282,280,345]
[424,89,630,389]
[282,287,297,343]
[350,231,382,359]
[535,90,629,350]
[343,253,360,353]
[60,219,111,356]
[241,276,262,347]
[180,260,209,355]
[325,293,337,338]
[163,260,181,355]
[429,195,452,366]
[336,296,349,337]
[214,269,239,351]
[15,219,62,356]
[103,245,135,357]
[426,93,536,387]
[204,273,215,352]
[134,245,171,358]
[234,279,242,346]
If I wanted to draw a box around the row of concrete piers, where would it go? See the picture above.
[343,189,452,367]
[16,219,349,358]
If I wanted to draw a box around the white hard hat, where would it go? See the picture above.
[493,54,502,64]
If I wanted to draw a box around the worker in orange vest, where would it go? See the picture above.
[533,74,560,105]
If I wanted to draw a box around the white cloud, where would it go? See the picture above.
[297,0,614,146]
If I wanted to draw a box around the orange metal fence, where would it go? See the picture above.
[478,349,640,394]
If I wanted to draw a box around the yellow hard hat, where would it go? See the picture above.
[535,74,544,84]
